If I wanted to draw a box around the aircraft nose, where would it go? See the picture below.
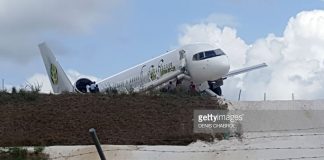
[219,55,230,70]
[210,55,230,78]
[186,53,231,83]
[223,55,230,73]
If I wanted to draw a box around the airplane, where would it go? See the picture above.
[38,42,267,96]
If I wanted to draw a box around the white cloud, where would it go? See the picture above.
[179,10,324,100]
[26,73,53,93]
[179,23,248,69]
[26,70,100,93]
[0,0,122,62]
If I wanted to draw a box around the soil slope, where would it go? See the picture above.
[0,93,227,146]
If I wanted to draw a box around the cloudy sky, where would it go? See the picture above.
[0,0,324,100]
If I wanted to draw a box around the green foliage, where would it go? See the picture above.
[0,147,48,160]
[127,87,135,94]
[33,147,44,154]
[25,83,42,94]
[8,147,28,159]
[18,89,39,102]
[0,84,42,104]
[0,90,10,104]
[104,87,118,95]
[0,89,8,94]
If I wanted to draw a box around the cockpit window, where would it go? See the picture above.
[204,50,216,58]
[215,49,225,56]
[193,54,198,60]
[199,52,204,60]
[192,49,226,61]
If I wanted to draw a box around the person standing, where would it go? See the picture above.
[86,84,90,93]
[95,84,99,93]
[90,81,96,93]
[167,81,175,93]
[189,81,196,95]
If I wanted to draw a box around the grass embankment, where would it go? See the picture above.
[0,90,227,147]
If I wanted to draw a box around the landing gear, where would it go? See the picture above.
[208,80,223,96]
[214,87,222,96]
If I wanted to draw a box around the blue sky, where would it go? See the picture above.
[1,0,324,99]
[48,0,323,76]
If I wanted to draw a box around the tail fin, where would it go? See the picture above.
[38,42,74,93]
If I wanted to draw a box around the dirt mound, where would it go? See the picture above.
[0,93,227,146]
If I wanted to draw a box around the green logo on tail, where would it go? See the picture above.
[50,64,58,84]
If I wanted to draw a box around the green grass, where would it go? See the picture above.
[0,90,40,105]
[0,147,48,160]
[0,85,42,104]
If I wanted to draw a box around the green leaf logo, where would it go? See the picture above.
[50,64,58,84]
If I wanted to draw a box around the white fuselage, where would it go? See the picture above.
[96,43,230,93]
[39,42,266,94]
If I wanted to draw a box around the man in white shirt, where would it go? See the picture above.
[167,81,175,93]
[90,82,96,93]
[86,85,90,93]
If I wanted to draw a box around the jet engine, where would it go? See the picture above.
[74,78,94,93]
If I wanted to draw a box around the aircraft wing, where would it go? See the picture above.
[225,63,267,78]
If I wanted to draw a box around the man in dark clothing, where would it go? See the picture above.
[189,81,196,95]
[95,84,99,93]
